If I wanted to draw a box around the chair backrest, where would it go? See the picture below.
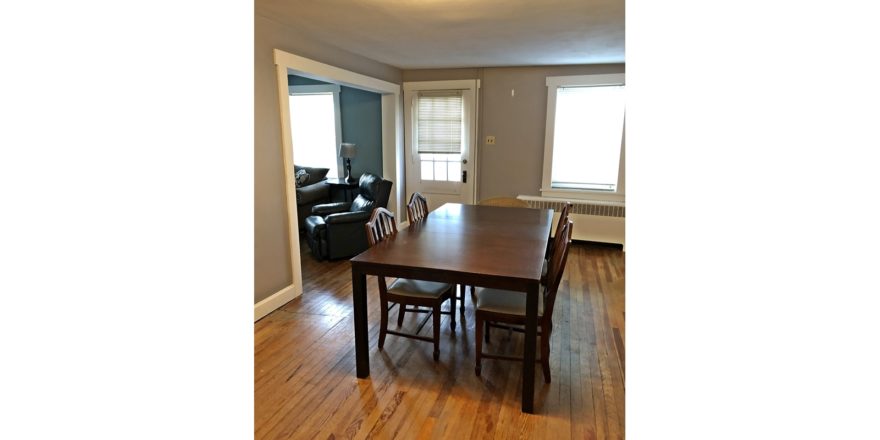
[407,192,429,223]
[364,207,397,246]
[547,202,573,257]
[556,202,572,232]
[352,173,394,213]
[542,220,573,322]
[477,197,530,208]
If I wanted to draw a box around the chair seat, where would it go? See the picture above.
[388,278,453,299]
[475,288,544,317]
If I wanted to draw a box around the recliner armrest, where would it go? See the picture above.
[304,214,326,233]
[325,211,371,225]
[312,202,352,216]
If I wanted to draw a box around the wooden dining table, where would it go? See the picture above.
[349,202,553,413]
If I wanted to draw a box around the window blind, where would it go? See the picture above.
[416,90,463,154]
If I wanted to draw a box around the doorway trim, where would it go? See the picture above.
[267,49,402,319]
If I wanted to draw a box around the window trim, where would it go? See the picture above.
[540,74,625,202]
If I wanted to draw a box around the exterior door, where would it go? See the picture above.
[403,80,478,220]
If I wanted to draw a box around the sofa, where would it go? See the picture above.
[294,165,331,232]
[303,173,393,260]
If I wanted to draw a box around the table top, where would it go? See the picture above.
[350,203,553,286]
[324,177,359,187]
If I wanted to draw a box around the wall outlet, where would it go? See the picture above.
[485,135,496,145]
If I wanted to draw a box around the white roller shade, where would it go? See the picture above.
[551,85,624,191]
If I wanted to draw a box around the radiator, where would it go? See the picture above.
[517,195,625,248]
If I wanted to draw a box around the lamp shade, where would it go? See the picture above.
[339,143,357,159]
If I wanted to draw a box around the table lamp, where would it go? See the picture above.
[339,142,357,183]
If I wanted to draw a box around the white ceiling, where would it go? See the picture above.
[255,0,624,69]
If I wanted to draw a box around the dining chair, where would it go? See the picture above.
[474,220,573,383]
[405,193,466,315]
[537,201,573,286]
[364,207,457,361]
[539,210,571,286]
[546,202,572,259]
[477,196,530,208]
[406,192,429,223]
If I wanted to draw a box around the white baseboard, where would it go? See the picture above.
[254,284,300,322]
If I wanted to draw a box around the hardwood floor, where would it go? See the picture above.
[255,239,625,439]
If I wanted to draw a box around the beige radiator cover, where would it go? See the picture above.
[552,212,625,247]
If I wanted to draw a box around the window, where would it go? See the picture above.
[415,90,463,182]
[542,74,625,199]
[419,153,461,182]
[288,85,342,178]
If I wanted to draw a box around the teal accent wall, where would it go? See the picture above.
[339,87,382,180]
[288,75,383,179]
[289,76,327,87]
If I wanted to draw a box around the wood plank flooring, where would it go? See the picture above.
[255,239,625,439]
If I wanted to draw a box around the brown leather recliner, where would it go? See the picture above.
[304,173,393,260]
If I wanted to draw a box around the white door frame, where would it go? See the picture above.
[268,49,402,319]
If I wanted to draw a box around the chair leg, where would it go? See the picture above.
[379,299,388,350]
[484,320,491,344]
[449,291,456,332]
[541,323,552,383]
[458,284,465,313]
[397,302,405,327]
[475,313,483,376]
[432,303,441,361]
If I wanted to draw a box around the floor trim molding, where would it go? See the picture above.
[254,284,298,322]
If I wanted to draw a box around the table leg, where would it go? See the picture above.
[522,281,539,413]
[352,268,370,378]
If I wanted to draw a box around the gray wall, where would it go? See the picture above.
[403,64,625,201]
[255,14,401,303]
